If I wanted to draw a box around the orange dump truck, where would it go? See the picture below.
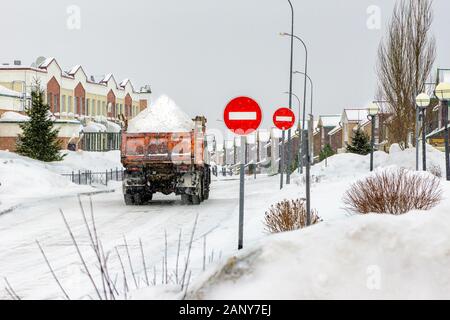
[121,116,211,205]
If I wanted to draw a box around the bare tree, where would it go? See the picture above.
[377,0,436,148]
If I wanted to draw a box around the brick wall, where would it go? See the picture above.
[139,99,147,112]
[0,137,18,151]
[125,93,132,118]
[47,77,60,113]
[107,90,116,118]
[74,83,86,115]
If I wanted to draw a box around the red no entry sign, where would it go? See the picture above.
[273,107,296,131]
[224,97,262,135]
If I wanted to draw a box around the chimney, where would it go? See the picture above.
[14,60,22,66]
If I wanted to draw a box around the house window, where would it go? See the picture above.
[74,97,78,115]
[68,96,73,113]
[86,99,90,116]
[97,101,101,116]
[54,95,59,112]
[61,95,66,113]
[103,102,106,115]
[107,102,112,113]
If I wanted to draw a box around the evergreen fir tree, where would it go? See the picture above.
[16,85,64,162]
[319,144,334,162]
[346,127,372,155]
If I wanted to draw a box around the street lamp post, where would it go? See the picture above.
[293,71,313,165]
[284,91,302,172]
[285,0,294,185]
[367,103,380,172]
[281,32,308,176]
[415,93,431,172]
[435,83,450,181]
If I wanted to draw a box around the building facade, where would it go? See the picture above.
[0,57,151,151]
[0,57,150,120]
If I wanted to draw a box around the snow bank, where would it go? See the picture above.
[127,95,194,133]
[0,151,93,212]
[311,144,445,181]
[82,122,107,133]
[189,199,450,299]
[48,150,123,173]
[105,120,122,133]
[0,111,29,122]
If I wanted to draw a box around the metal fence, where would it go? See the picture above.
[80,132,122,152]
[62,168,124,186]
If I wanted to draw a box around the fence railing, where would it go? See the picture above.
[62,168,124,186]
[80,132,122,152]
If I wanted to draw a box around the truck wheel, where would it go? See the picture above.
[203,188,210,200]
[181,194,191,205]
[134,193,144,205]
[145,193,153,202]
[124,194,134,205]
[191,195,201,205]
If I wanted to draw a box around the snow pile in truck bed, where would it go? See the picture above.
[127,95,194,133]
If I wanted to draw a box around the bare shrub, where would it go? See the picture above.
[264,199,321,234]
[428,164,442,178]
[343,168,442,215]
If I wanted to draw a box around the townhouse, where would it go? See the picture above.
[0,57,151,151]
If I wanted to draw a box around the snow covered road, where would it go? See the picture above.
[0,174,312,300]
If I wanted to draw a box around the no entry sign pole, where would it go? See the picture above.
[238,135,246,250]
[224,97,262,250]
[273,108,296,192]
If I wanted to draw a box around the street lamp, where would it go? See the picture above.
[293,71,314,166]
[281,32,309,177]
[280,0,295,186]
[435,83,450,180]
[415,93,431,172]
[280,32,311,226]
[367,103,379,172]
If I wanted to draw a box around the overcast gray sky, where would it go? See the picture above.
[1,0,450,130]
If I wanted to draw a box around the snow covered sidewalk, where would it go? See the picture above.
[0,150,122,213]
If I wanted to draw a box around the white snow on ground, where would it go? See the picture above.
[0,145,449,300]
[47,150,123,173]
[0,152,94,213]
[127,95,194,133]
[0,111,29,122]
[0,150,122,212]
[187,145,450,300]
[189,204,450,300]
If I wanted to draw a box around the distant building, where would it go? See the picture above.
[0,57,151,151]
[313,115,341,157]
[0,57,151,119]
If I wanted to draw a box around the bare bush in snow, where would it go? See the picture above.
[264,199,321,234]
[343,168,442,215]
[428,163,442,178]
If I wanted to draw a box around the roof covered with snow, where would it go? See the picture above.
[0,111,29,122]
[328,125,342,136]
[319,115,341,128]
[344,109,369,123]
[0,85,23,98]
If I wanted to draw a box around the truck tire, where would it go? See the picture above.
[124,194,134,205]
[134,193,144,205]
[191,195,201,205]
[181,194,191,205]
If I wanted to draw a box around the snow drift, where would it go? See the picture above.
[0,111,30,122]
[127,95,194,133]
[0,151,93,212]
[189,203,450,300]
